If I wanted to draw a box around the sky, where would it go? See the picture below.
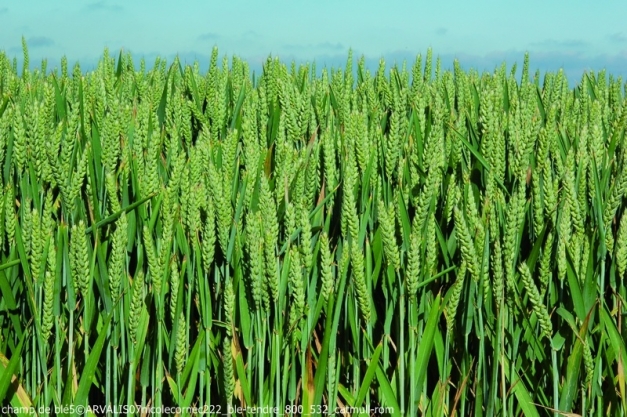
[1,0,626,85]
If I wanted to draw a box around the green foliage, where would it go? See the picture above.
[0,46,625,417]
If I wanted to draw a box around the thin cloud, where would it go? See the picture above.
[609,32,627,43]
[318,42,344,51]
[198,32,220,41]
[84,1,123,12]
[283,42,345,53]
[435,27,448,36]
[28,36,54,48]
[0,7,8,14]
[530,39,587,49]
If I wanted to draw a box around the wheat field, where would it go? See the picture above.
[0,40,626,416]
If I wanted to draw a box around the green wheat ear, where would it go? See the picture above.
[108,214,127,302]
[616,213,627,277]
[129,271,144,345]
[378,199,400,272]
[288,247,305,342]
[42,233,56,343]
[319,232,334,302]
[143,225,161,296]
[454,206,479,282]
[350,242,371,323]
[70,220,90,297]
[518,263,552,340]
[446,262,466,334]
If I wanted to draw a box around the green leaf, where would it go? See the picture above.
[416,294,442,389]
[74,313,112,406]
[234,347,252,406]
[0,330,27,405]
[355,342,383,407]
[375,367,402,417]
[85,193,156,234]
[600,304,627,410]
[511,378,541,417]
[558,305,591,412]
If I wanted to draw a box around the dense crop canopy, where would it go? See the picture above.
[0,43,626,416]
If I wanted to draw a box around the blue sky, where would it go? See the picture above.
[1,0,626,84]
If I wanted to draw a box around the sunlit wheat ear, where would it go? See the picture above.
[616,213,627,278]
[222,337,234,405]
[4,183,15,246]
[582,338,594,390]
[175,312,186,376]
[454,206,479,282]
[350,242,371,323]
[29,208,43,284]
[108,214,127,302]
[129,271,144,346]
[201,195,216,275]
[446,262,466,334]
[70,220,90,298]
[503,182,526,303]
[223,277,235,338]
[11,105,27,173]
[531,168,544,239]
[245,212,264,312]
[42,233,55,343]
[169,255,180,325]
[319,232,334,302]
[288,247,305,342]
[378,199,400,272]
[142,225,161,296]
[518,262,552,340]
[208,158,231,256]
